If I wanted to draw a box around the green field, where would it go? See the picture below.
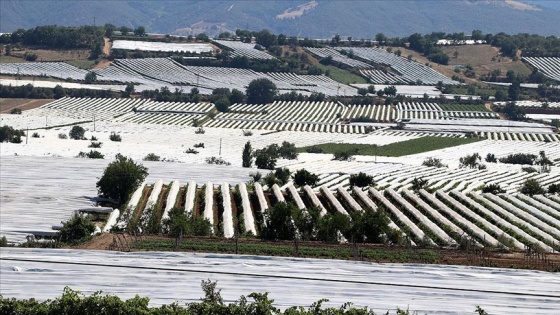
[298,136,481,157]
[133,238,439,263]
[315,64,367,85]
[439,104,490,112]
[66,59,96,69]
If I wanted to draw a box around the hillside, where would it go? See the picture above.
[1,0,559,38]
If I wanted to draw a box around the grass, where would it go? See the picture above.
[315,64,367,85]
[66,59,96,70]
[0,55,26,63]
[133,238,440,263]
[298,136,481,157]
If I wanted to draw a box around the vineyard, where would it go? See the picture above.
[114,179,560,253]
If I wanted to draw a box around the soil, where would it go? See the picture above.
[0,98,53,113]
[103,37,111,56]
[73,234,560,272]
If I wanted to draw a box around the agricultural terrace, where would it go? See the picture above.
[396,102,498,120]
[359,69,410,84]
[112,40,213,53]
[213,40,276,60]
[494,101,560,109]
[523,57,560,82]
[305,47,373,68]
[334,47,458,85]
[108,176,560,253]
[0,62,89,81]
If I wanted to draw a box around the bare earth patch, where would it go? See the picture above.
[0,98,53,113]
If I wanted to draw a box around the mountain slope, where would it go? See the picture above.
[1,0,559,37]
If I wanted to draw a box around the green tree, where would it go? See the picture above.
[292,169,319,187]
[411,178,429,192]
[134,26,146,36]
[84,71,97,83]
[229,88,245,104]
[459,153,481,169]
[214,97,230,113]
[242,141,253,168]
[69,125,85,140]
[96,154,148,205]
[58,215,95,243]
[263,202,297,240]
[520,178,545,196]
[246,78,277,104]
[349,172,374,188]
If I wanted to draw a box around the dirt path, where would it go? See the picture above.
[103,37,111,55]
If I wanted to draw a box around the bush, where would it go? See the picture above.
[520,178,545,196]
[482,184,505,194]
[278,141,298,160]
[411,178,429,191]
[459,153,481,169]
[77,150,104,159]
[274,167,291,185]
[499,153,536,165]
[69,125,85,140]
[10,107,22,114]
[292,169,319,187]
[96,154,148,205]
[193,143,205,148]
[109,132,122,142]
[195,127,205,134]
[58,133,68,139]
[88,141,102,148]
[185,148,199,154]
[31,132,40,138]
[422,157,446,168]
[332,150,354,161]
[485,153,497,163]
[0,236,8,247]
[206,156,231,166]
[306,146,324,153]
[90,135,98,141]
[548,183,560,194]
[243,130,253,136]
[349,172,374,187]
[143,153,160,161]
[255,152,276,169]
[242,141,253,168]
[164,207,212,237]
[521,166,538,173]
[58,215,95,243]
[0,125,25,143]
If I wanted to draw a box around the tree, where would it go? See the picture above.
[96,154,148,205]
[274,167,291,185]
[503,101,525,121]
[349,172,374,188]
[242,141,253,168]
[482,184,505,194]
[54,84,65,99]
[459,153,482,169]
[0,125,25,143]
[520,178,545,196]
[422,157,446,168]
[278,141,298,159]
[214,97,230,113]
[69,125,85,140]
[246,78,277,104]
[485,153,497,163]
[84,71,97,83]
[548,183,560,194]
[411,178,429,192]
[164,207,211,237]
[292,169,319,187]
[58,215,95,243]
[262,202,297,240]
[255,152,276,170]
[536,150,553,173]
[229,89,245,104]
[134,26,146,36]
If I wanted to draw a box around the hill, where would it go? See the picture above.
[1,0,559,38]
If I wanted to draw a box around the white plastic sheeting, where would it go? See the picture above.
[161,180,180,224]
[204,182,214,232]
[102,209,120,233]
[2,248,559,315]
[221,183,234,238]
[238,183,256,235]
[184,181,197,214]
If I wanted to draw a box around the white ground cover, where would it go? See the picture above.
[112,40,213,53]
[0,155,253,244]
[0,78,126,91]
[220,183,234,238]
[2,248,559,314]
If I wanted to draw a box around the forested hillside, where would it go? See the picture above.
[1,0,559,37]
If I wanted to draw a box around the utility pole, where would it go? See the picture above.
[93,113,96,132]
[26,126,28,144]
[219,138,222,156]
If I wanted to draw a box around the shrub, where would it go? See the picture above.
[520,178,545,196]
[77,150,104,159]
[10,108,22,114]
[88,141,102,148]
[193,143,205,148]
[482,184,505,194]
[143,153,160,161]
[349,172,374,187]
[90,135,98,141]
[548,183,560,194]
[31,132,40,138]
[69,125,85,140]
[242,141,253,168]
[163,207,212,237]
[485,153,497,163]
[243,130,253,137]
[278,141,298,160]
[0,125,25,143]
[0,236,8,247]
[58,215,95,243]
[185,148,199,154]
[58,133,68,139]
[521,166,538,173]
[96,154,148,205]
[459,153,481,169]
[206,156,231,166]
[499,153,536,165]
[274,167,291,185]
[422,157,446,168]
[195,127,205,134]
[292,169,319,187]
[411,178,429,191]
[255,152,276,169]
[332,150,354,161]
[109,132,122,142]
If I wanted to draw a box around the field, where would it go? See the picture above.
[3,248,558,314]
[298,137,481,157]
[0,98,52,113]
[314,64,368,84]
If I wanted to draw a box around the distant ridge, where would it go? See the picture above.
[1,0,559,38]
